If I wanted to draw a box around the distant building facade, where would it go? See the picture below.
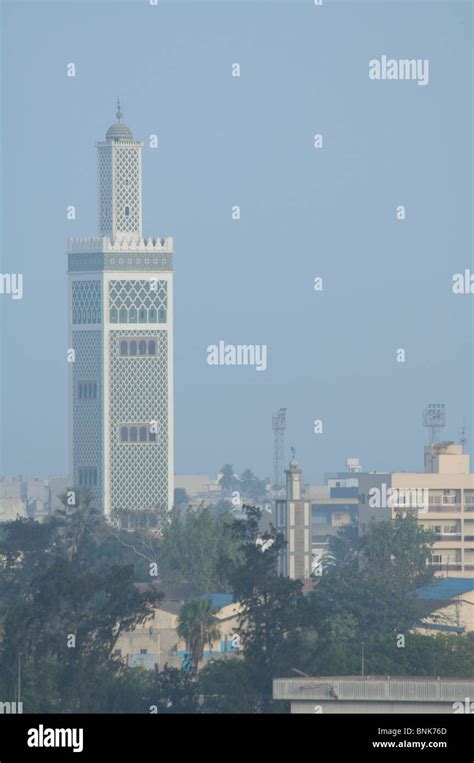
[414,577,474,635]
[274,455,312,580]
[359,442,474,578]
[0,475,68,522]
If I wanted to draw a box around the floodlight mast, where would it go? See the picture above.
[272,408,287,488]
[423,403,446,444]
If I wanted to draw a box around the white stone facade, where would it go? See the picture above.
[68,111,174,526]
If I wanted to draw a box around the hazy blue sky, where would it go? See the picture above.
[1,0,472,484]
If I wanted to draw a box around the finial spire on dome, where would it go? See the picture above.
[106,101,133,141]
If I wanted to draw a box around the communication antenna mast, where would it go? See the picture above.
[272,408,287,488]
[460,418,468,451]
[423,403,446,444]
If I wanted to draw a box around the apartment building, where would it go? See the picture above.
[359,443,474,578]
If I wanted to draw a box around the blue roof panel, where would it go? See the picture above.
[415,578,474,601]
[198,593,234,610]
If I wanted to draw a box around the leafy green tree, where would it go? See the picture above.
[239,469,266,502]
[173,488,189,508]
[218,464,237,496]
[176,599,221,673]
[158,506,243,594]
[211,499,233,518]
[323,520,360,569]
[199,659,262,713]
[239,469,256,496]
[148,666,200,713]
[361,513,435,590]
[0,507,161,712]
[310,515,436,642]
[227,507,308,712]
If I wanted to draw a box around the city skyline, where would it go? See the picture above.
[1,0,472,486]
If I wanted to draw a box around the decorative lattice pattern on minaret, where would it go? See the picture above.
[72,280,102,324]
[98,145,112,235]
[72,330,103,507]
[109,329,169,522]
[109,279,167,323]
[69,108,173,522]
[114,148,140,234]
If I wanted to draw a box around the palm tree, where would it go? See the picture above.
[176,599,221,673]
[239,468,255,497]
[218,464,236,496]
[56,488,103,560]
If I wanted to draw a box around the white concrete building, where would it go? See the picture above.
[68,102,174,528]
[273,676,474,713]
[359,443,474,577]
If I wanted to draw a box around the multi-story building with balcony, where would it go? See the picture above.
[359,442,474,578]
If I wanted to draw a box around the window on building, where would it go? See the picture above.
[158,307,166,323]
[110,307,118,323]
[124,206,130,217]
[129,307,137,323]
[139,308,147,323]
[78,381,97,400]
[149,307,157,322]
[140,649,148,655]
[118,424,158,444]
[119,307,127,323]
[118,338,158,357]
[79,468,97,487]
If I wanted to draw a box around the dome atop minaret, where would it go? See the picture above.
[106,99,133,141]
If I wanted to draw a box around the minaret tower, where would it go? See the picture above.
[274,449,311,580]
[68,103,174,528]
